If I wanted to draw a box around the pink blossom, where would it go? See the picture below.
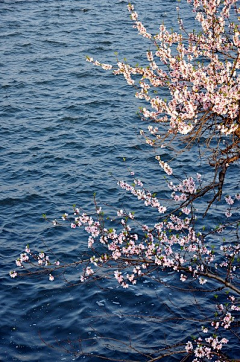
[225,210,232,218]
[127,4,134,12]
[117,209,124,217]
[225,195,234,205]
[86,56,93,63]
[130,12,138,21]
[101,63,112,70]
[20,253,29,262]
[182,207,191,215]
[199,277,207,285]
[16,259,22,267]
[185,341,193,352]
[235,193,240,200]
[74,207,80,215]
[85,267,94,276]
[180,274,187,282]
[221,338,228,344]
[62,213,68,220]
[9,271,17,278]
[158,206,167,213]
[114,270,123,283]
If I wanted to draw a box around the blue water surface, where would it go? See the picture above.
[0,1,239,361]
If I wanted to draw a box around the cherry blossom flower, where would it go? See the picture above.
[225,195,234,205]
[180,274,187,281]
[15,259,22,267]
[49,274,54,281]
[62,213,68,220]
[9,271,17,278]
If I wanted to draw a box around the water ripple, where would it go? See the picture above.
[1,0,237,361]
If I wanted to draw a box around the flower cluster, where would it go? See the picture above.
[224,193,240,217]
[186,335,229,360]
[185,292,240,360]
[10,245,60,281]
[118,178,167,213]
[89,0,240,178]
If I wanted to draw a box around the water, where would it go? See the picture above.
[0,1,239,361]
